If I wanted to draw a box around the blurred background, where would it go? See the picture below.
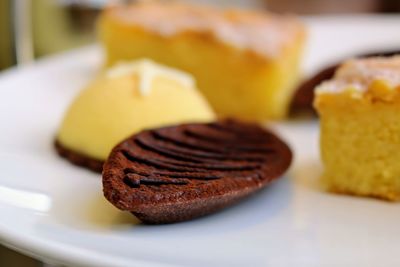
[0,0,400,266]
[1,0,400,71]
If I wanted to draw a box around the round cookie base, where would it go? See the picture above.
[54,140,104,173]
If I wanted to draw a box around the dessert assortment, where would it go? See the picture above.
[53,2,400,224]
[314,56,400,201]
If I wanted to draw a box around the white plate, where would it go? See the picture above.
[1,15,400,267]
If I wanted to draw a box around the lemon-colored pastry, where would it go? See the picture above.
[57,59,215,161]
[314,56,400,200]
[98,2,305,120]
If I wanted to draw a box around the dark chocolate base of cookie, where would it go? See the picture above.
[131,186,255,224]
[289,49,400,117]
[54,140,104,173]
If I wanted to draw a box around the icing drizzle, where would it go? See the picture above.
[106,59,195,96]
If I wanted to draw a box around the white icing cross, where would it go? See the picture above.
[106,59,195,96]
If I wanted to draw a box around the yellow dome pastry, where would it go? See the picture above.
[98,2,305,121]
[56,59,215,171]
[314,56,400,201]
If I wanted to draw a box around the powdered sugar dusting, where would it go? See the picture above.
[105,2,304,59]
[317,56,400,94]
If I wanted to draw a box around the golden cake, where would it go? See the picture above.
[56,59,215,170]
[314,56,400,200]
[98,2,305,120]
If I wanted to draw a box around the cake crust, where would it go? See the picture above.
[319,56,400,94]
[103,2,305,60]
[290,50,400,116]
[102,120,292,224]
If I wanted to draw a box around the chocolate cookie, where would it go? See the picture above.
[54,140,104,172]
[102,120,292,224]
[289,49,400,116]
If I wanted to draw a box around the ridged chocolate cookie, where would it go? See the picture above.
[102,120,292,224]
